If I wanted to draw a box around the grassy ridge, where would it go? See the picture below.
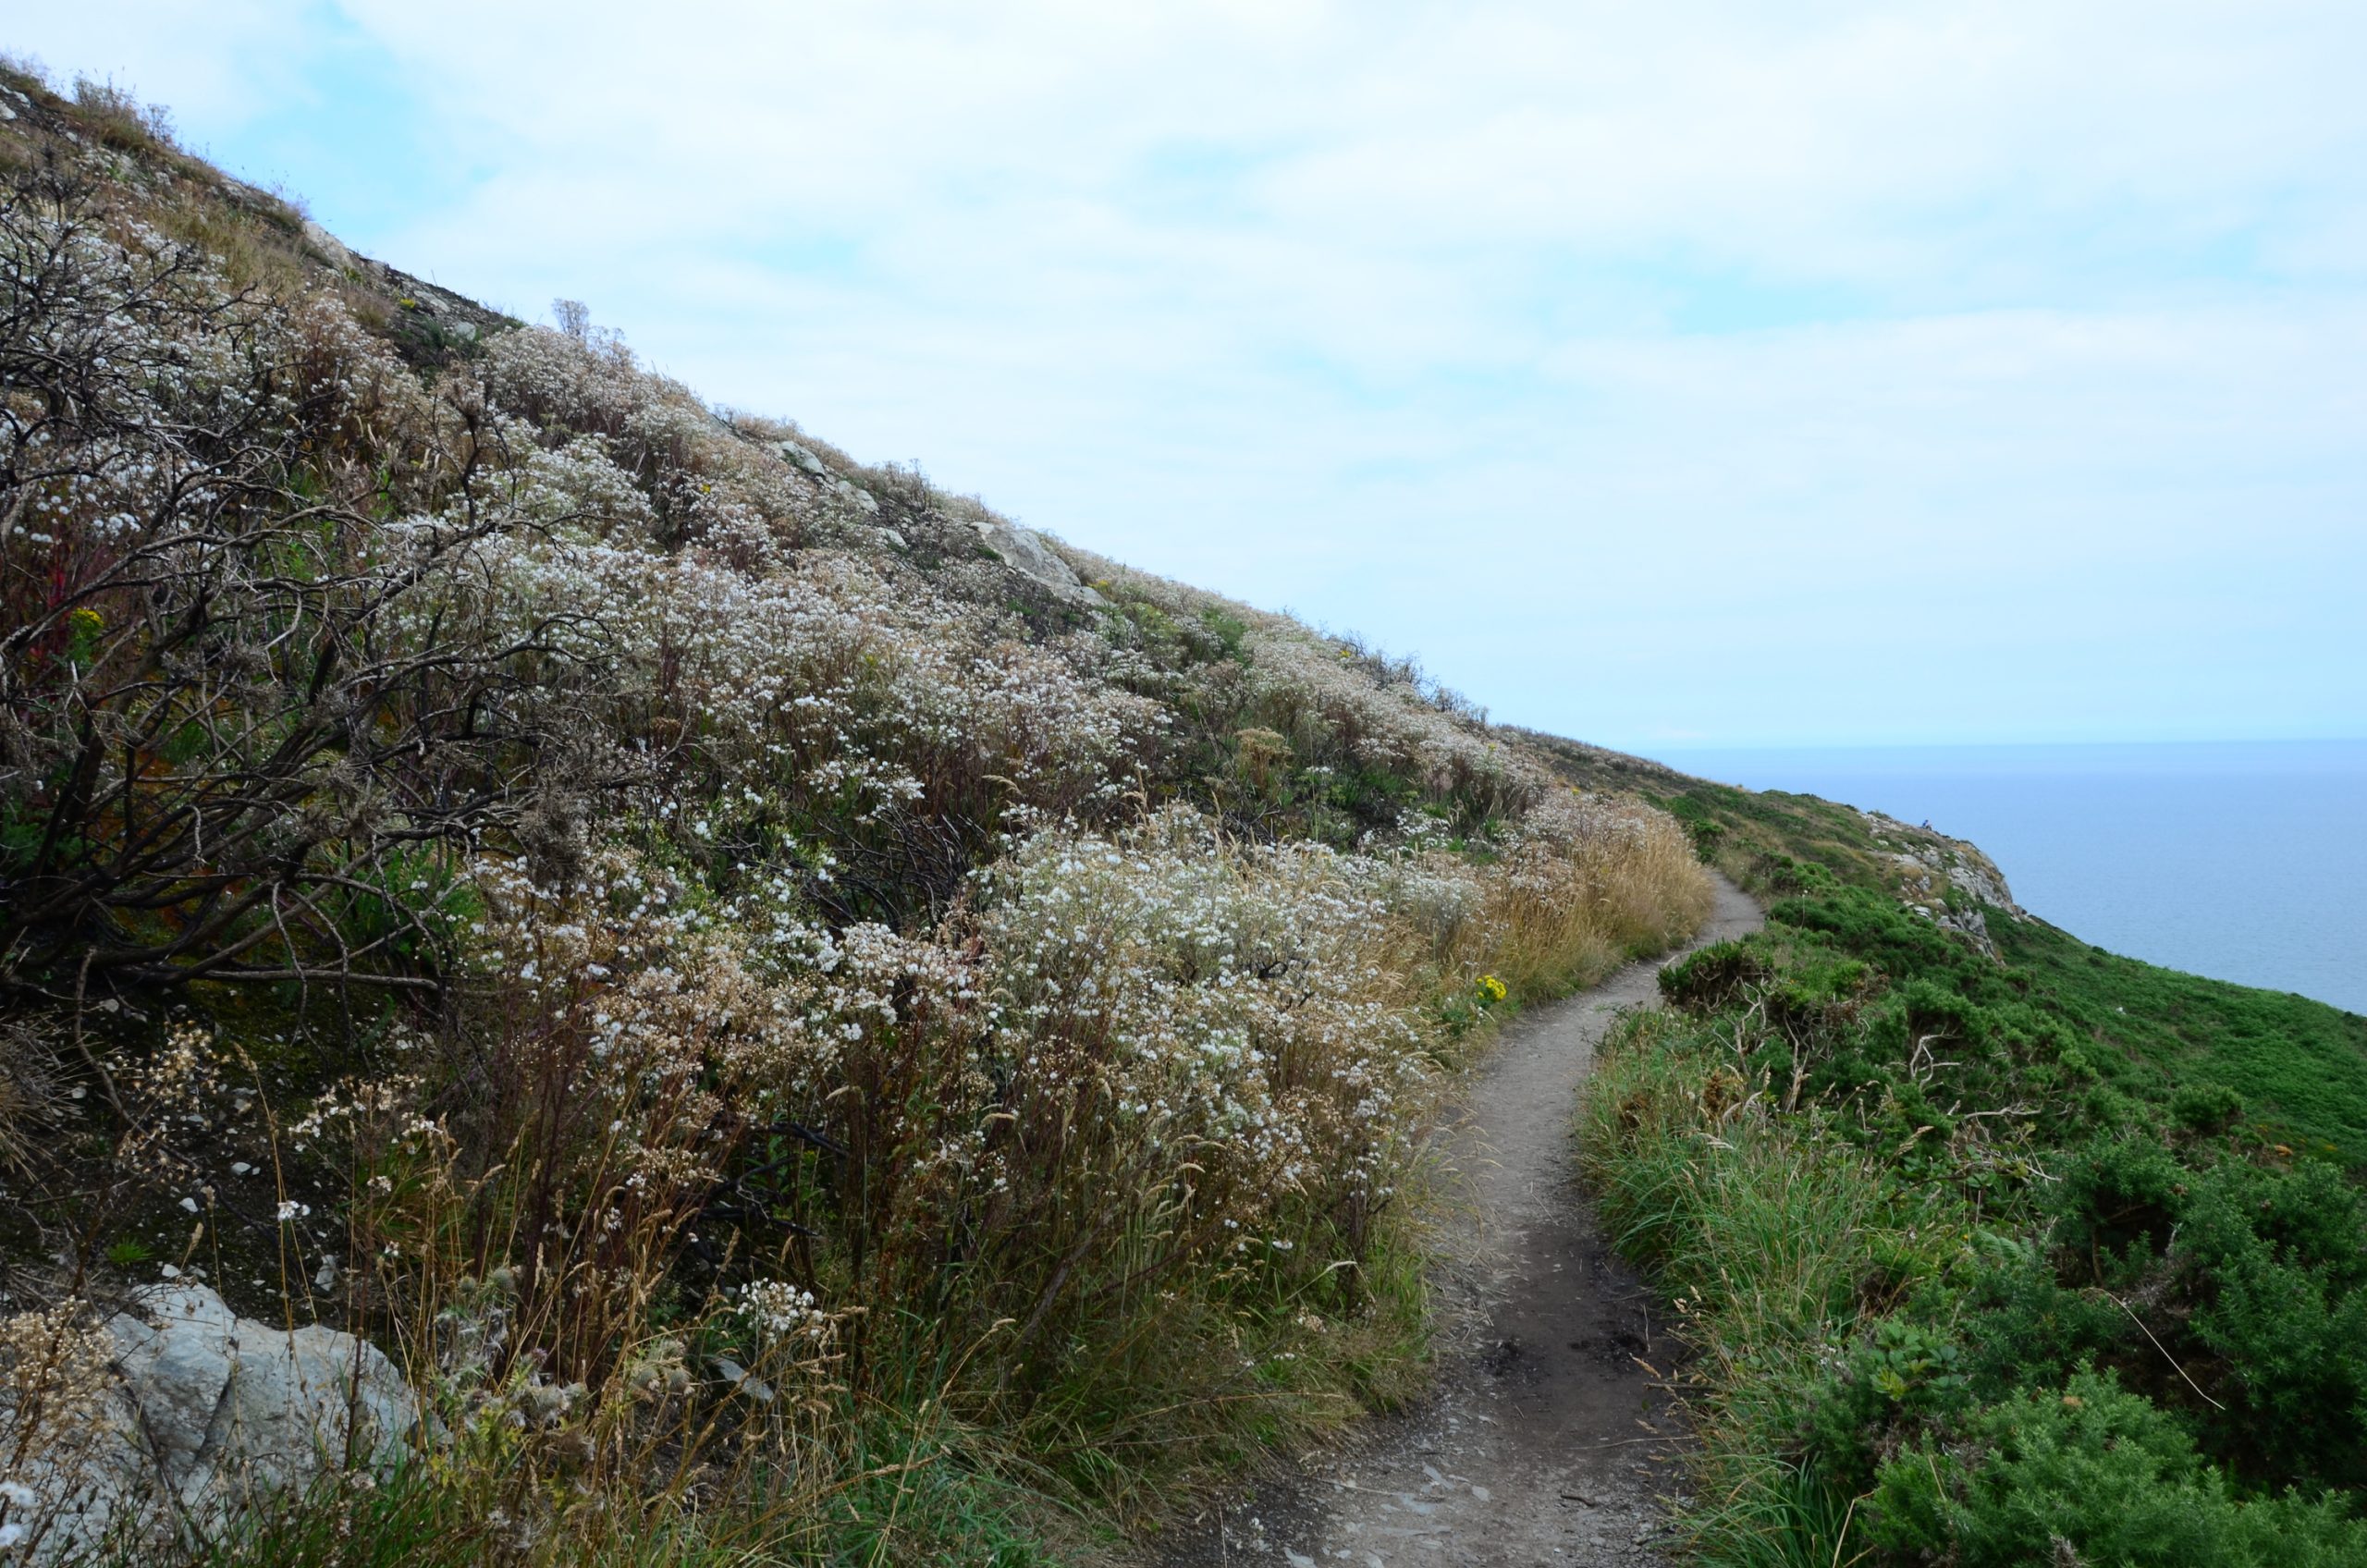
[1992,917,2367,1163]
[1576,783,2367,1566]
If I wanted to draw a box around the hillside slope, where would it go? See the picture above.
[1577,767,2367,1566]
[0,66,1713,1566]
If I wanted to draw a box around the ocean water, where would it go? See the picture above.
[1647,741,2367,1016]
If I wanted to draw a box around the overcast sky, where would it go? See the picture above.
[17,3,2365,751]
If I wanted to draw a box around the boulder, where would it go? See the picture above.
[975,520,1104,606]
[776,440,829,478]
[775,444,883,512]
[300,219,359,276]
[2,1285,422,1562]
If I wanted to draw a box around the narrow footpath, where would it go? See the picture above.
[1157,875,1763,1568]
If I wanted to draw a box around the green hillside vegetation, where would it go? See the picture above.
[1577,781,2367,1564]
[1990,917,2367,1165]
[1637,769,2367,1158]
[0,66,1714,1565]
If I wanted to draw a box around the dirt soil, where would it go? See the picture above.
[1150,875,1763,1568]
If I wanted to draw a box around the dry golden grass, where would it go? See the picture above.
[1482,796,1713,1000]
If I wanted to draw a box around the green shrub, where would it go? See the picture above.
[1807,1317,1972,1494]
[2177,1160,2367,1488]
[2173,1080,2246,1133]
[1869,1368,2367,1567]
[1587,841,2367,1568]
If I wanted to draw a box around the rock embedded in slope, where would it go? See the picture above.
[772,441,884,515]
[974,519,1106,606]
[776,440,830,477]
[300,218,359,275]
[3,1285,422,1562]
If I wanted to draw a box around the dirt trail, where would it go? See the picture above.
[1153,875,1762,1568]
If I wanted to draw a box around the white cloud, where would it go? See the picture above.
[13,0,2367,745]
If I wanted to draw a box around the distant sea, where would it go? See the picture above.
[1647,741,2367,1016]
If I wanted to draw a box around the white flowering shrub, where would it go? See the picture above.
[0,91,1715,1560]
[971,811,1429,1246]
[1072,555,1539,849]
[0,169,578,996]
[376,802,1460,1422]
[434,526,1164,922]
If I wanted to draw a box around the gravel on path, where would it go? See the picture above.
[1152,875,1763,1568]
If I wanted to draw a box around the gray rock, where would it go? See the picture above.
[776,441,829,477]
[300,219,358,275]
[975,520,1104,606]
[2,1285,422,1562]
[1881,829,2017,955]
[711,1355,774,1404]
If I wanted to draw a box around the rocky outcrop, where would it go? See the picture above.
[1859,809,2022,953]
[973,518,1104,606]
[2,1286,421,1562]
[771,440,1096,601]
[774,438,828,477]
[776,440,893,521]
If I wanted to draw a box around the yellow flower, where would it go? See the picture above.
[1475,974,1507,1004]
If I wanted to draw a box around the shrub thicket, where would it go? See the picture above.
[1579,802,2367,1566]
[0,74,1711,1563]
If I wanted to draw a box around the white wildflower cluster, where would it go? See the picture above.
[735,1280,822,1340]
[458,846,823,1182]
[480,324,840,556]
[0,1303,113,1416]
[1235,623,1524,808]
[429,528,1163,829]
[288,1072,428,1153]
[102,1021,238,1185]
[1365,790,1702,986]
[1490,789,1703,941]
[1,193,432,578]
[1064,549,1537,825]
[421,801,1497,1326]
[501,431,661,539]
[1380,848,1495,962]
[1,212,264,548]
[965,808,1438,1241]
